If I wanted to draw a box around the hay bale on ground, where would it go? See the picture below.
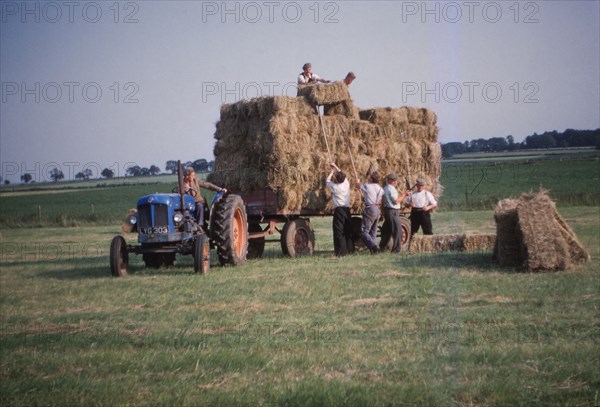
[493,190,589,271]
[409,234,496,254]
[493,199,522,266]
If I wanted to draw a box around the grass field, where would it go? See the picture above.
[1,153,599,405]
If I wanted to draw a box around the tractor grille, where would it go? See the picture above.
[138,204,169,228]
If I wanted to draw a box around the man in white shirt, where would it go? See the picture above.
[297,62,330,95]
[405,178,438,236]
[326,163,352,256]
[380,172,410,253]
[356,172,384,254]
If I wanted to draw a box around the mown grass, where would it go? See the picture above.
[1,207,598,406]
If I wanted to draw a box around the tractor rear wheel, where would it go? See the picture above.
[399,216,411,249]
[193,234,210,274]
[211,194,248,266]
[281,218,314,257]
[110,236,129,277]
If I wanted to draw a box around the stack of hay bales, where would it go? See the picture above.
[208,83,441,214]
[409,234,496,254]
[493,190,589,271]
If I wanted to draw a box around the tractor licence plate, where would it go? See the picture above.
[139,226,168,235]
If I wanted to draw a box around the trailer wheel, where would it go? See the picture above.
[399,216,411,249]
[351,216,367,253]
[110,236,129,277]
[211,194,248,266]
[281,218,314,257]
[194,234,210,274]
[247,223,265,259]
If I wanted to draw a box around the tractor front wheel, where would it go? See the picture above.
[110,236,129,277]
[193,234,210,274]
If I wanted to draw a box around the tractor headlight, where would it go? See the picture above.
[173,212,184,223]
[128,215,137,225]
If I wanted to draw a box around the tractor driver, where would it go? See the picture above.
[183,167,227,226]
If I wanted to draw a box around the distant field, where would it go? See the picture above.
[1,154,598,227]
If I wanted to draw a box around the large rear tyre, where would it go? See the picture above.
[110,236,129,277]
[194,234,210,274]
[247,223,265,259]
[211,194,248,266]
[281,218,315,257]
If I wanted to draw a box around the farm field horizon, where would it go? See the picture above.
[0,152,599,406]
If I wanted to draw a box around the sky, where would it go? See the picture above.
[1,0,599,183]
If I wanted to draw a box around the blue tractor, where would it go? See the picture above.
[109,161,248,276]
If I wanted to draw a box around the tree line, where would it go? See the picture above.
[441,128,600,158]
[7,159,215,185]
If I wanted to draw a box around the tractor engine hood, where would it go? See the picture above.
[137,193,195,211]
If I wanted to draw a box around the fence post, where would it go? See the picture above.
[38,205,42,222]
[91,204,95,215]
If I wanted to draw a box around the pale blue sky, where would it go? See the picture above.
[1,0,599,182]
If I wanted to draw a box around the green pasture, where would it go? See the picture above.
[0,151,599,405]
[0,207,598,406]
[0,157,599,228]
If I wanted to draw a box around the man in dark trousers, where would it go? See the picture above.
[326,162,352,256]
[380,172,410,253]
[406,178,438,236]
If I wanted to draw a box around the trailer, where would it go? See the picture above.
[239,188,412,259]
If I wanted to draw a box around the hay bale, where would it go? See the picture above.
[493,198,522,266]
[409,233,496,254]
[493,191,589,271]
[208,96,442,214]
[517,192,570,271]
[298,81,351,106]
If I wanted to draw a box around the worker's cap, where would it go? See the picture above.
[416,178,426,186]
[302,63,312,70]
[387,172,398,180]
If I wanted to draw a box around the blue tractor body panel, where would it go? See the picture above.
[136,193,196,244]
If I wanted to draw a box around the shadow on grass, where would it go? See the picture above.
[391,250,523,273]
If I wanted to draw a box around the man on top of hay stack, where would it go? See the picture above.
[343,72,356,86]
[297,62,330,95]
[326,162,352,257]
[406,178,438,237]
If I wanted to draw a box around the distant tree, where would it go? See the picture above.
[75,168,93,180]
[165,160,178,174]
[207,160,214,172]
[149,165,161,175]
[140,167,151,176]
[21,173,32,184]
[3,179,9,185]
[441,142,466,158]
[101,168,114,178]
[49,168,64,182]
[126,165,142,177]
[193,159,208,172]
